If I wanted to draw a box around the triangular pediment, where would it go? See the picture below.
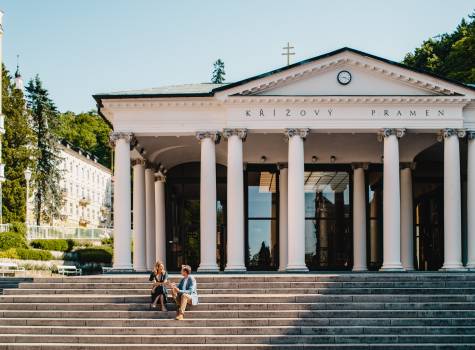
[214,48,475,98]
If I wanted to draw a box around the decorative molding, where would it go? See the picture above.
[284,128,310,139]
[224,95,471,105]
[195,131,221,144]
[223,128,248,140]
[378,128,406,141]
[103,99,222,110]
[109,132,135,147]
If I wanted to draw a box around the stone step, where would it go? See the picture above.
[2,317,473,327]
[2,294,474,304]
[0,325,474,336]
[0,309,473,319]
[0,301,475,311]
[22,272,475,283]
[17,281,475,289]
[2,343,475,350]
[0,333,474,344]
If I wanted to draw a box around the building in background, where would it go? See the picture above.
[25,142,113,229]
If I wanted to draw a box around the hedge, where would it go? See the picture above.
[0,248,53,260]
[75,246,112,264]
[30,239,75,252]
[0,232,28,250]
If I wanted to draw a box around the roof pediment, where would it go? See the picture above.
[214,48,475,99]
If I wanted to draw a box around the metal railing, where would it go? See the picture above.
[26,225,112,241]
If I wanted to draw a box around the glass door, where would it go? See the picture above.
[245,166,279,271]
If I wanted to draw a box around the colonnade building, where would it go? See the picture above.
[94,48,475,272]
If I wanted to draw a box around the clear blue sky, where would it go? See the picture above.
[2,0,474,113]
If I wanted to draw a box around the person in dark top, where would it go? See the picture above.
[149,261,168,311]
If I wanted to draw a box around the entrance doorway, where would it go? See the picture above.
[165,162,227,272]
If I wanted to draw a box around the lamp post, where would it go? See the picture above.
[24,168,32,234]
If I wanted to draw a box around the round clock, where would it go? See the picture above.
[337,70,352,85]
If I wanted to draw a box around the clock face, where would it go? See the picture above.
[337,70,352,85]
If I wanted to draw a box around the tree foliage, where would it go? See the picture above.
[403,11,475,83]
[211,59,226,84]
[1,64,34,223]
[25,75,63,225]
[57,111,112,168]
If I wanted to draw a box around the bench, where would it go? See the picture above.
[57,265,82,276]
[0,262,26,276]
[101,266,113,274]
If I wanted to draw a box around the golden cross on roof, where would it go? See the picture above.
[282,42,295,66]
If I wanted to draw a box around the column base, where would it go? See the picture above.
[111,266,134,272]
[286,265,309,273]
[440,262,467,271]
[466,262,475,270]
[198,264,220,273]
[224,265,247,272]
[133,266,147,272]
[380,262,405,272]
[352,266,368,272]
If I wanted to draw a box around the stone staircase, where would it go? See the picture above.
[0,273,474,349]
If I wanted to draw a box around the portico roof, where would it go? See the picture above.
[93,47,475,103]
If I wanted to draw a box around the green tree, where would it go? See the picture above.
[1,64,34,223]
[57,111,112,168]
[211,59,226,84]
[403,11,475,84]
[25,75,62,225]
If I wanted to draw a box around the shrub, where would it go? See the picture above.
[15,248,53,261]
[101,237,113,245]
[10,222,27,237]
[0,248,19,259]
[0,232,28,250]
[75,246,112,264]
[30,239,75,252]
[0,247,53,260]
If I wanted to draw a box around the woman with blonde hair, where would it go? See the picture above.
[149,261,168,311]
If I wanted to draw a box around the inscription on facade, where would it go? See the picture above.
[243,108,446,118]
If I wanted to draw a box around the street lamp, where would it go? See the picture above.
[24,168,32,228]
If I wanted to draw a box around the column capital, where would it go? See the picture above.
[109,132,136,147]
[277,162,288,170]
[439,128,466,140]
[284,128,310,139]
[400,162,416,170]
[223,128,247,140]
[378,128,406,141]
[131,158,146,167]
[196,131,221,144]
[351,162,369,170]
[155,173,166,182]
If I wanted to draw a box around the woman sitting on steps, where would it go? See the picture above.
[149,261,168,311]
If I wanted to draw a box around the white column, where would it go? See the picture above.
[467,132,475,270]
[224,129,247,272]
[132,159,146,271]
[285,128,309,272]
[155,174,166,265]
[145,166,156,270]
[279,166,288,271]
[441,128,466,270]
[353,165,367,271]
[400,165,414,271]
[380,128,404,271]
[110,132,133,270]
[196,131,220,272]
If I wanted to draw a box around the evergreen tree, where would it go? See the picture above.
[1,64,34,223]
[211,59,226,84]
[403,11,475,83]
[57,110,112,168]
[25,75,62,225]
